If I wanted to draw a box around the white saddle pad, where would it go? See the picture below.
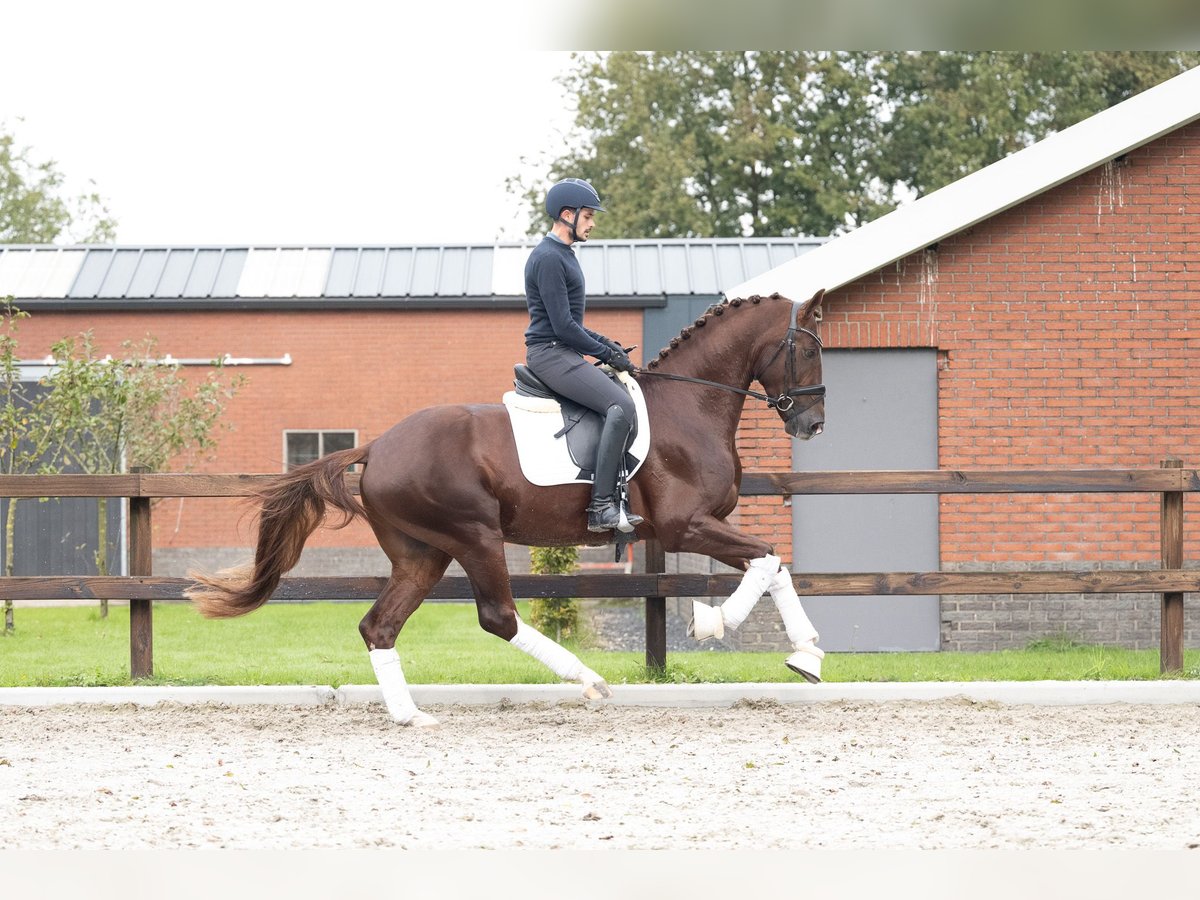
[502,372,650,487]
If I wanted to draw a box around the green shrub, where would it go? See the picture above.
[529,546,580,641]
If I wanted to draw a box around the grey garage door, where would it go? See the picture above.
[792,349,939,651]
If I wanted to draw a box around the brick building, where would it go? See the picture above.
[729,64,1200,652]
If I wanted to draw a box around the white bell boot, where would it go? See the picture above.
[769,567,824,684]
[370,648,439,727]
[509,620,613,700]
[689,554,780,641]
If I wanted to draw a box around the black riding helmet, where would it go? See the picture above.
[545,178,605,242]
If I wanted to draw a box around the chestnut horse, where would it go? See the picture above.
[189,290,828,727]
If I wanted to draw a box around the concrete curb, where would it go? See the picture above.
[3,681,1200,708]
[0,685,336,707]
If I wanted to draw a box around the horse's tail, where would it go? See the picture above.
[187,443,372,619]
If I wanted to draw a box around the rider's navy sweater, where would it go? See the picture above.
[524,235,612,359]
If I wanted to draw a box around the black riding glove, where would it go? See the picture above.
[606,348,637,375]
[601,337,625,356]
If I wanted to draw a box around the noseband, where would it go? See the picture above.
[637,301,826,417]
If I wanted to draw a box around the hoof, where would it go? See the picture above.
[688,600,725,641]
[403,711,441,729]
[785,645,824,684]
[582,680,614,701]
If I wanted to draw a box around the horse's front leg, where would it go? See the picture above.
[666,514,824,683]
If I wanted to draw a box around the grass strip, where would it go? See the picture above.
[1,602,1197,687]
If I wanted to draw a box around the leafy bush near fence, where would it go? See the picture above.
[528,546,580,641]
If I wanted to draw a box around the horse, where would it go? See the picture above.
[188,289,828,727]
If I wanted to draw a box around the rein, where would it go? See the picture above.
[636,369,824,410]
[636,302,826,415]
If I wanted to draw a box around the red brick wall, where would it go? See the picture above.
[18,308,642,552]
[762,120,1200,568]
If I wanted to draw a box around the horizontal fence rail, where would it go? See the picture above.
[1,463,1195,678]
[740,468,1200,495]
[3,571,1200,602]
[2,468,1198,497]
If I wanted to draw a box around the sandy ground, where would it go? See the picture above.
[4,699,1200,850]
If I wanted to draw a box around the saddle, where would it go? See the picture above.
[511,364,639,481]
[503,366,649,488]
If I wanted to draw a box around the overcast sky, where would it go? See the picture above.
[4,3,578,246]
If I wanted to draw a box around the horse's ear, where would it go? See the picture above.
[800,288,825,323]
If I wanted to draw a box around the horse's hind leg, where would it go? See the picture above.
[458,537,613,701]
[359,525,451,727]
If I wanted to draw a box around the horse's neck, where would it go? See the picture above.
[660,310,773,388]
[666,302,786,387]
[646,304,779,443]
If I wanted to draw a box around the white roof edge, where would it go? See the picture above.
[726,65,1200,301]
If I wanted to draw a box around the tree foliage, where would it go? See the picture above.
[0,301,62,482]
[1,126,117,243]
[529,545,581,641]
[1,299,64,632]
[43,332,244,479]
[515,51,1200,238]
[873,51,1200,199]
[39,332,245,614]
[1,312,245,621]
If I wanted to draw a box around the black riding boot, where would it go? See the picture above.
[587,404,644,532]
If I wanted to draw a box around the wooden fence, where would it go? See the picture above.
[1,459,1197,679]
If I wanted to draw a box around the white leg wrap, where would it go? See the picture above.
[509,620,612,700]
[769,567,819,647]
[719,554,780,630]
[509,619,584,681]
[370,648,436,726]
[770,568,824,683]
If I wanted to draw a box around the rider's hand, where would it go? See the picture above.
[606,348,638,375]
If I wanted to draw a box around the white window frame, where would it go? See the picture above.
[282,429,359,472]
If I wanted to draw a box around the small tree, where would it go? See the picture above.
[529,545,581,641]
[0,299,64,633]
[1,125,117,243]
[43,332,245,616]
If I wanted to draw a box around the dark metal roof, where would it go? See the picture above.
[0,237,824,308]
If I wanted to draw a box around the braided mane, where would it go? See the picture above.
[645,292,785,370]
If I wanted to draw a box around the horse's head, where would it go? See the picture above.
[755,289,826,440]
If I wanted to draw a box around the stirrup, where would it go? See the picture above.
[615,478,642,532]
[617,505,643,533]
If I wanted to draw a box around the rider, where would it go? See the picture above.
[524,177,643,533]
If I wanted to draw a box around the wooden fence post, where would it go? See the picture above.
[129,465,153,679]
[644,538,667,672]
[1160,457,1185,674]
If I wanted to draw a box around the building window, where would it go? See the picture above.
[284,430,357,471]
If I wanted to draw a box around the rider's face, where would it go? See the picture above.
[570,207,597,241]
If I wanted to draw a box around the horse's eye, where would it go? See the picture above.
[803,349,817,360]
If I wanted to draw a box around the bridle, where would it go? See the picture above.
[636,301,826,418]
